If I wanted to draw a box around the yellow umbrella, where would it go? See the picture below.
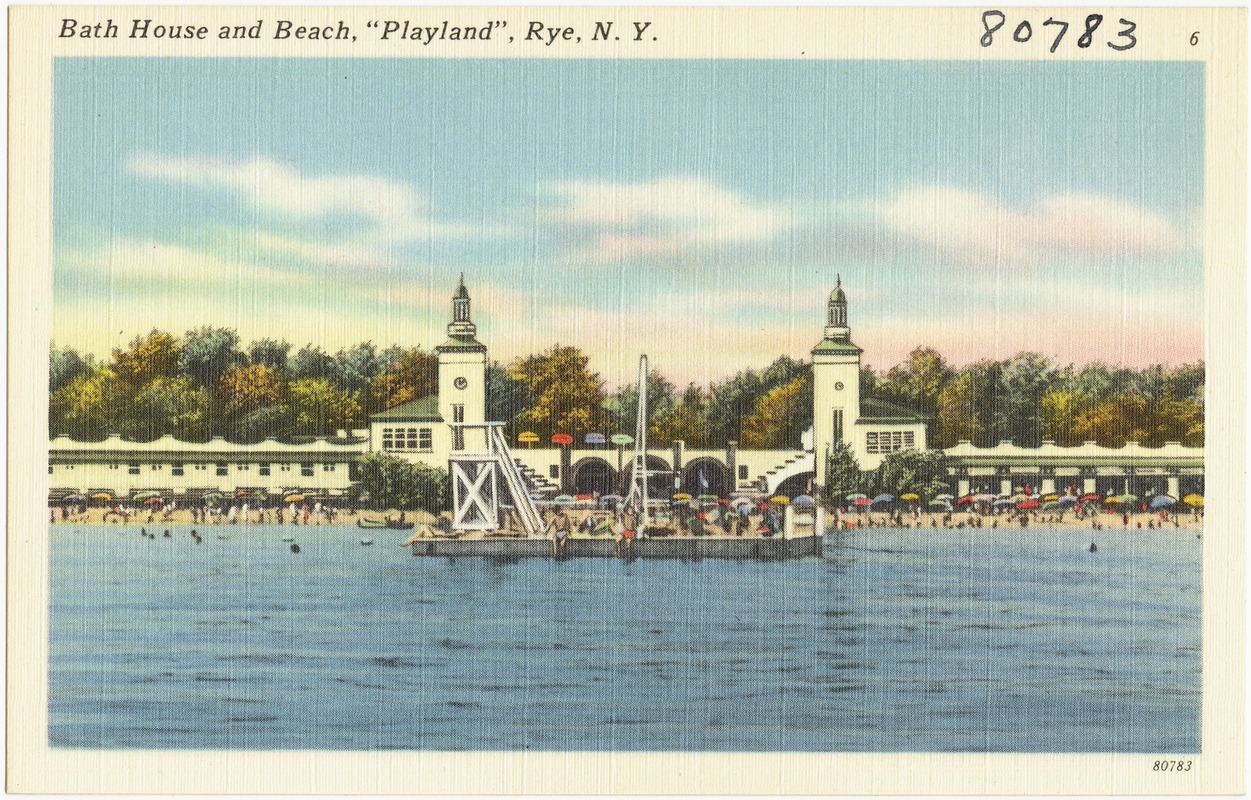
[91,492,112,501]
[1042,494,1059,502]
[900,492,920,502]
[769,495,790,505]
[1182,494,1204,508]
[284,494,305,503]
[672,492,692,501]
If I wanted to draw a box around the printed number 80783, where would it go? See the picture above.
[1153,761,1193,772]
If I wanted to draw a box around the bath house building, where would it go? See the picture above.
[47,279,1203,505]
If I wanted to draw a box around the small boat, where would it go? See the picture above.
[360,538,374,546]
[281,536,295,543]
[357,518,386,529]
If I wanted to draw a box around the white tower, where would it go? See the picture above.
[811,276,862,487]
[436,275,487,453]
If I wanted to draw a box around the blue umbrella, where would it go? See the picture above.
[584,432,606,445]
[1149,495,1176,510]
[792,494,815,506]
[992,498,1015,508]
[1057,496,1078,507]
[872,494,894,504]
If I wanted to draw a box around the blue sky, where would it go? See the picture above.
[54,58,1203,387]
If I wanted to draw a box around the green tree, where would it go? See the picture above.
[821,440,864,507]
[247,339,292,374]
[179,327,245,389]
[289,377,362,435]
[874,347,952,416]
[350,453,449,513]
[334,342,381,397]
[370,347,438,412]
[112,329,179,387]
[486,361,531,435]
[290,344,337,382]
[933,361,1000,447]
[120,376,209,441]
[872,448,950,500]
[655,383,712,448]
[49,367,130,440]
[612,370,677,444]
[50,344,93,392]
[739,371,813,449]
[509,345,610,441]
[993,352,1053,447]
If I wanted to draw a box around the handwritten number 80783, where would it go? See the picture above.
[981,11,1137,52]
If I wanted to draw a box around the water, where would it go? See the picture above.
[49,524,1200,751]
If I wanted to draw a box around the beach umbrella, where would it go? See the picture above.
[852,497,873,507]
[1042,494,1059,502]
[284,493,305,503]
[928,499,952,511]
[974,493,996,502]
[769,495,790,505]
[235,490,250,498]
[956,495,976,506]
[900,492,920,502]
[1041,500,1060,510]
[574,493,594,502]
[584,432,606,445]
[1149,495,1176,510]
[992,498,1015,509]
[143,497,164,506]
[91,492,112,501]
[553,495,575,504]
[934,493,955,501]
[202,492,224,506]
[132,490,161,502]
[1009,493,1028,503]
[599,494,624,505]
[1118,493,1139,504]
[792,494,815,506]
[1057,496,1078,508]
[1104,496,1122,505]
[1182,493,1204,508]
[872,494,894,504]
[1079,493,1102,502]
[672,492,692,501]
[846,493,868,501]
[716,497,730,505]
[1017,499,1040,510]
[698,494,718,501]
[62,493,86,503]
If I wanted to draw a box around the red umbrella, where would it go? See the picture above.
[1079,493,1101,502]
[853,497,873,507]
[144,497,163,506]
[956,495,977,506]
[1017,499,1040,510]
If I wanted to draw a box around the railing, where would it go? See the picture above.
[488,426,546,537]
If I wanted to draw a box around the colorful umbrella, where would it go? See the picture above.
[143,497,164,506]
[553,495,575,504]
[1104,496,1122,505]
[91,492,112,501]
[956,495,977,506]
[1057,496,1078,507]
[1182,493,1204,508]
[284,494,305,503]
[235,490,250,498]
[600,494,624,504]
[900,492,920,502]
[852,497,873,507]
[934,493,955,501]
[1079,493,1102,502]
[928,499,952,511]
[1041,500,1060,510]
[872,494,894,504]
[1149,495,1176,510]
[1042,494,1059,502]
[132,491,161,502]
[62,494,86,503]
[769,496,790,505]
[792,495,815,506]
[1017,499,1040,510]
[672,492,692,501]
[846,493,868,501]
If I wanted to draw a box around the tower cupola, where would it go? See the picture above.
[824,274,850,341]
[447,273,477,340]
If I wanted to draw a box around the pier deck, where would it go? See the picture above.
[410,532,821,560]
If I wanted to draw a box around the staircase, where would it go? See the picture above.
[511,458,559,498]
[754,451,815,494]
[489,427,547,537]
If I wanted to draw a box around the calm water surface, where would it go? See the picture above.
[50,524,1200,751]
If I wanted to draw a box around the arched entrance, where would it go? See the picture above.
[774,471,816,499]
[622,455,674,497]
[570,457,617,496]
[682,458,729,498]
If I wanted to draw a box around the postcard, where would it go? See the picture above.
[8,5,1245,795]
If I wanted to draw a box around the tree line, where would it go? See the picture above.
[50,331,1203,451]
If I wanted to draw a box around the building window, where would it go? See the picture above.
[383,426,433,452]
[866,430,916,455]
[549,464,560,479]
[216,462,228,476]
[109,463,119,470]
[48,465,52,474]
[129,463,140,475]
[151,464,161,471]
[738,465,749,480]
[452,404,465,423]
[418,428,432,450]
[832,409,844,443]
[238,464,249,472]
[172,462,184,476]
[281,464,291,472]
[259,463,270,476]
[301,463,314,477]
[452,405,465,451]
[323,463,335,472]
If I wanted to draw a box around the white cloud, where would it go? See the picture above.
[62,238,305,288]
[127,153,478,242]
[541,176,793,259]
[873,185,1193,265]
